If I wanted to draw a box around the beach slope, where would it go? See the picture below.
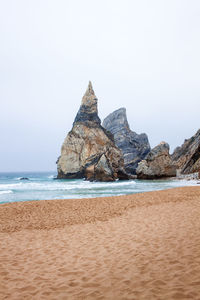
[1,186,200,299]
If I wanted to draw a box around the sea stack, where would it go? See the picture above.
[103,108,150,174]
[57,82,129,181]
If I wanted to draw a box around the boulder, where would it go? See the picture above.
[19,177,29,180]
[172,129,200,174]
[57,82,129,181]
[102,108,150,174]
[136,142,176,179]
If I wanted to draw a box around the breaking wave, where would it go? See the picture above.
[0,190,13,195]
[0,171,198,204]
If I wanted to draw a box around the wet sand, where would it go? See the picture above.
[0,186,200,299]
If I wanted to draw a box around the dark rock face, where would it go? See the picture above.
[73,82,101,126]
[102,108,150,174]
[57,82,129,181]
[136,142,176,179]
[19,177,29,180]
[172,129,200,174]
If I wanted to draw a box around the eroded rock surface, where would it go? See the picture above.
[136,142,176,179]
[57,82,129,181]
[102,108,150,174]
[172,129,200,174]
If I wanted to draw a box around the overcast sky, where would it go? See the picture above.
[0,0,200,172]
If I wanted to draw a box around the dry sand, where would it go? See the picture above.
[0,186,200,299]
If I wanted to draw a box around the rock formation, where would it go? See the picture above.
[172,129,200,174]
[102,108,150,174]
[57,82,129,181]
[136,142,176,179]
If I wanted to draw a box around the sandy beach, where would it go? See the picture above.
[0,186,200,299]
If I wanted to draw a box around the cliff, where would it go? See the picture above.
[172,129,200,175]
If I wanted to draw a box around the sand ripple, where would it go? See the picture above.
[0,186,200,299]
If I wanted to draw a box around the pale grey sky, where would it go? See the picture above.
[0,0,200,171]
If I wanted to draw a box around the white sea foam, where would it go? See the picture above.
[0,179,196,194]
[0,180,136,192]
[0,190,13,195]
[0,173,198,205]
[0,183,23,189]
[166,179,197,187]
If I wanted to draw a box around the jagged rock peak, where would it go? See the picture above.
[136,141,176,179]
[73,81,101,126]
[172,128,200,174]
[82,81,95,99]
[103,108,150,174]
[57,83,129,181]
[103,108,130,133]
[147,141,170,160]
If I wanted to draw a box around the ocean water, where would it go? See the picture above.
[0,172,197,204]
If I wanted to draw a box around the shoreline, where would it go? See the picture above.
[0,174,198,205]
[1,186,200,299]
[0,186,199,233]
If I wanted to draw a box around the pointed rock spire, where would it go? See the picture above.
[57,81,130,181]
[81,81,96,106]
[74,81,101,126]
[83,81,95,97]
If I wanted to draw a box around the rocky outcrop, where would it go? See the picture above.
[57,82,129,181]
[136,142,176,179]
[172,129,200,174]
[102,108,150,174]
